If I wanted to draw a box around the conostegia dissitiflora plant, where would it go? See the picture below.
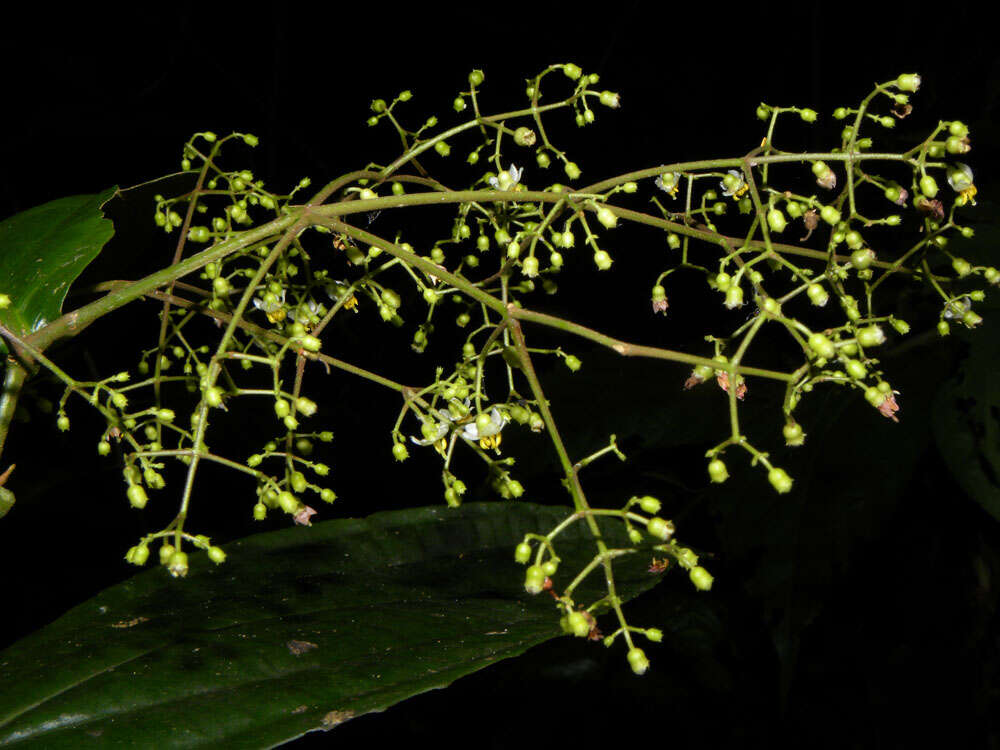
[0,65,987,674]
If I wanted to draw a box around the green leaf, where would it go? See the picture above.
[0,188,117,338]
[0,487,12,519]
[0,502,658,749]
[933,323,1000,522]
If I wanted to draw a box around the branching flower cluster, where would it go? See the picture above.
[0,65,987,674]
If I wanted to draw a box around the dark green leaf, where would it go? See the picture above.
[0,502,659,749]
[0,188,117,338]
[933,321,1000,522]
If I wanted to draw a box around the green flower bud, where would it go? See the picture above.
[962,310,983,328]
[768,467,794,494]
[208,546,227,564]
[800,108,818,123]
[564,355,582,372]
[127,485,148,509]
[783,421,805,446]
[896,73,921,92]
[167,550,189,578]
[857,326,886,348]
[521,256,539,278]
[513,126,536,146]
[767,208,787,234]
[937,320,951,336]
[952,258,972,277]
[808,332,836,360]
[646,517,675,541]
[392,443,409,462]
[524,564,546,594]
[820,205,841,225]
[468,69,484,86]
[596,206,618,229]
[845,359,867,380]
[320,488,337,503]
[274,399,290,418]
[708,458,729,483]
[125,544,150,566]
[689,566,714,591]
[299,335,322,352]
[277,491,301,514]
[57,414,70,432]
[627,647,650,675]
[295,397,318,417]
[567,611,591,637]
[290,471,308,493]
[564,162,581,180]
[919,174,939,198]
[593,250,613,270]
[599,90,620,108]
[850,248,875,270]
[159,543,176,565]
[514,542,532,564]
[536,151,551,168]
[638,495,661,514]
[563,63,582,80]
[807,284,829,307]
[434,141,450,157]
[98,440,112,456]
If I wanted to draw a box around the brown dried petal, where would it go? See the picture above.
[877,393,900,423]
[892,103,913,119]
[917,198,945,221]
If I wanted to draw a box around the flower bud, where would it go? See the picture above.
[768,467,794,494]
[524,565,546,594]
[689,566,714,591]
[896,73,921,92]
[637,495,661,514]
[708,458,729,483]
[596,206,618,229]
[513,127,536,146]
[646,517,675,541]
[627,648,650,675]
[767,208,787,234]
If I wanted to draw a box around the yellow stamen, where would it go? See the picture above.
[732,183,749,200]
[266,309,286,324]
[957,185,978,206]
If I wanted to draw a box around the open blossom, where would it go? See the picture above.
[654,172,681,198]
[489,164,523,191]
[460,407,510,453]
[720,170,748,200]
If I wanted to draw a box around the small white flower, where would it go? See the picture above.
[253,289,286,323]
[409,400,470,451]
[461,407,510,453]
[654,172,681,197]
[489,164,523,191]
[947,163,977,206]
[325,280,359,312]
[943,296,971,320]
[287,299,323,324]
[720,169,747,199]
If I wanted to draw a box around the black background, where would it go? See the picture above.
[2,2,999,748]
